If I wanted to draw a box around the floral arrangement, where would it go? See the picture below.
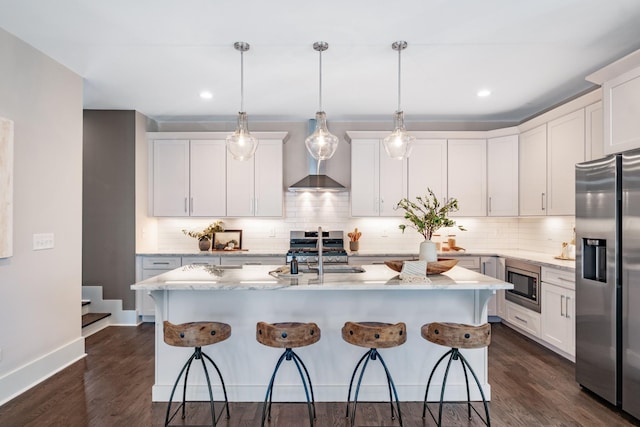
[396,188,465,240]
[182,221,224,241]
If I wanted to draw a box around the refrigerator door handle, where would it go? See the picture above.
[561,295,565,317]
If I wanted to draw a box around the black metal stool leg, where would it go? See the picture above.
[199,350,217,427]
[202,352,231,420]
[422,349,453,419]
[457,350,472,420]
[291,350,317,421]
[261,350,288,426]
[350,349,374,427]
[376,350,403,426]
[181,350,197,419]
[165,350,197,426]
[345,350,370,420]
[290,350,315,427]
[458,352,491,427]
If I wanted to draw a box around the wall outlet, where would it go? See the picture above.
[33,233,55,250]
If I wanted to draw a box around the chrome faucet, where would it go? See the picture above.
[317,226,324,276]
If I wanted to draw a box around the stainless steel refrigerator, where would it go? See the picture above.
[576,150,640,419]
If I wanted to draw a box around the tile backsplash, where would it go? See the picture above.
[145,192,575,255]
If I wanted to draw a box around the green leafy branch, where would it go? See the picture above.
[396,188,466,240]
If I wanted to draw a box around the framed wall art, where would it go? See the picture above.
[213,230,242,250]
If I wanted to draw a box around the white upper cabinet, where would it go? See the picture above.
[487,134,519,216]
[586,101,604,161]
[448,139,487,217]
[153,139,225,217]
[519,124,548,216]
[351,139,406,217]
[407,139,448,203]
[546,109,585,215]
[190,140,226,217]
[150,132,287,218]
[227,139,283,217]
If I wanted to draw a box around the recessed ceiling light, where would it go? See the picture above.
[200,91,213,99]
[477,89,491,97]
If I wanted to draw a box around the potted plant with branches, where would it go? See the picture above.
[396,188,465,261]
[182,221,225,251]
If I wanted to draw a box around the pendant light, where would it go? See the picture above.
[382,41,415,160]
[226,41,258,161]
[305,41,339,161]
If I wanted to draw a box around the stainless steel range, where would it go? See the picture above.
[286,230,348,264]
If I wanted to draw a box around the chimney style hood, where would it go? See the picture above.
[288,119,346,192]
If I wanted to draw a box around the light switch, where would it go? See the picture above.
[33,233,55,250]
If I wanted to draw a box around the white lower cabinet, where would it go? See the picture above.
[220,256,284,266]
[505,300,541,337]
[137,256,182,318]
[540,267,575,357]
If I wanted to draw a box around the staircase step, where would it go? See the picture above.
[82,312,111,328]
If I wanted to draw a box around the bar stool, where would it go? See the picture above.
[256,321,321,427]
[163,321,231,427]
[341,321,406,427]
[421,322,492,427]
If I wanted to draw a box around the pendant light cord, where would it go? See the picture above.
[240,49,245,112]
[318,48,323,111]
[397,45,402,112]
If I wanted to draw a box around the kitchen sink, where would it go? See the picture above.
[298,265,366,274]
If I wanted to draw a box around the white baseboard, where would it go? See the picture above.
[0,337,85,406]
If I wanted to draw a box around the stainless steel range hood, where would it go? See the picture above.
[288,119,346,192]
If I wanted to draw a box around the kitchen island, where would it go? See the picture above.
[131,264,512,402]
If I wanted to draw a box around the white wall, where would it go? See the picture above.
[0,28,84,404]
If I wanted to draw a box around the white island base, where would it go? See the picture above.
[133,265,512,403]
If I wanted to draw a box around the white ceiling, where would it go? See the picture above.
[2,0,640,123]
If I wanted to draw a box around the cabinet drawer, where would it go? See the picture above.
[181,256,220,266]
[142,256,181,270]
[446,256,480,270]
[505,301,541,337]
[220,256,284,266]
[542,267,575,290]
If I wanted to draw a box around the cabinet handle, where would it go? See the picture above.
[254,198,258,215]
[514,315,528,324]
[184,197,188,213]
[190,197,194,213]
[244,262,262,265]
[541,193,546,210]
[250,198,254,214]
[152,262,170,265]
[557,277,573,283]
[380,198,384,213]
[560,295,565,317]
[489,197,492,213]
[565,296,571,319]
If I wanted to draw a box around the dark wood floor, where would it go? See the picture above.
[1,322,639,426]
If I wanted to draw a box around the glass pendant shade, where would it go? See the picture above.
[383,111,415,159]
[305,111,339,160]
[226,112,258,161]
[227,41,257,161]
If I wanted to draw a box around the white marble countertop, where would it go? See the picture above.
[131,264,513,291]
[137,248,575,271]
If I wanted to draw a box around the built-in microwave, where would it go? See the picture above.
[505,259,541,313]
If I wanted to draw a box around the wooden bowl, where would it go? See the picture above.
[384,258,459,275]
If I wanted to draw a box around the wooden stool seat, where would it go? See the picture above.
[422,322,491,349]
[162,321,231,426]
[164,321,231,348]
[421,322,492,427]
[256,321,320,348]
[341,321,406,349]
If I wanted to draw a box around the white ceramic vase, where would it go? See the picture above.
[419,240,438,262]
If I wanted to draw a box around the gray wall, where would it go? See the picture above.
[83,110,136,310]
